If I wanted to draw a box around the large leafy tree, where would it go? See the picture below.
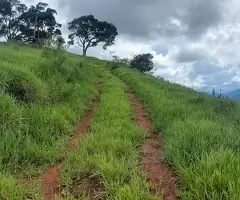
[18,2,62,43]
[68,15,118,56]
[130,53,154,73]
[0,0,27,40]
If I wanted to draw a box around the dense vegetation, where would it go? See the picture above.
[68,15,118,56]
[114,66,240,200]
[0,43,101,199]
[1,43,240,199]
[0,0,118,55]
[61,73,157,199]
[130,53,154,72]
[0,0,62,43]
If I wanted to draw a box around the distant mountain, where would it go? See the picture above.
[231,94,240,104]
[224,89,240,97]
[222,89,240,104]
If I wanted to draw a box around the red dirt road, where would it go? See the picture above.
[128,92,179,200]
[41,91,100,200]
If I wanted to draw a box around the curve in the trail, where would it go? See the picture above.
[41,89,101,200]
[128,91,179,200]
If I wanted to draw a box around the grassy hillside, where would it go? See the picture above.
[61,73,156,199]
[1,43,240,199]
[113,66,240,200]
[0,43,103,198]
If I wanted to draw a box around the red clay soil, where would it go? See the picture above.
[128,92,179,200]
[42,165,61,200]
[41,90,101,200]
[67,95,100,153]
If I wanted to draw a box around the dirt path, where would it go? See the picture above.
[127,92,179,200]
[41,90,101,200]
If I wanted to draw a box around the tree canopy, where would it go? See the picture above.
[0,0,61,43]
[18,2,61,43]
[1,1,119,54]
[68,15,118,56]
[0,0,27,40]
[130,53,154,72]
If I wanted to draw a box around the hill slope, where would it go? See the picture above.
[113,66,240,200]
[1,43,240,200]
[231,94,240,104]
[224,89,240,104]
[225,88,240,97]
[0,43,104,199]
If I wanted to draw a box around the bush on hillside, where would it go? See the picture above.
[130,53,154,72]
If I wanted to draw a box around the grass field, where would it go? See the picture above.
[114,66,240,200]
[61,73,157,199]
[1,43,240,199]
[0,43,102,199]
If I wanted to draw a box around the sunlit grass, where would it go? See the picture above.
[0,43,100,198]
[2,41,240,199]
[114,66,240,200]
[61,74,157,199]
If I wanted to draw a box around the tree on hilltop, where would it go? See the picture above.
[18,2,62,43]
[0,0,27,40]
[0,0,61,43]
[68,15,118,56]
[130,53,154,72]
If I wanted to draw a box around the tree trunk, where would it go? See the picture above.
[83,47,87,56]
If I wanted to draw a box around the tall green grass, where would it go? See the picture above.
[2,42,240,199]
[61,73,157,199]
[114,66,240,200]
[0,43,101,198]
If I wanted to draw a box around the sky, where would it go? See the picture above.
[21,0,240,93]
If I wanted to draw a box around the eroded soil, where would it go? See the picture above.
[128,92,179,200]
[41,89,101,200]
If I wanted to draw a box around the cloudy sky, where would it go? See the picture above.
[22,0,240,93]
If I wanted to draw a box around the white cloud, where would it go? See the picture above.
[17,0,240,92]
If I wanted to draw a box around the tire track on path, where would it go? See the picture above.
[41,88,101,200]
[127,91,179,200]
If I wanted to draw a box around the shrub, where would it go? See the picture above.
[130,53,154,72]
